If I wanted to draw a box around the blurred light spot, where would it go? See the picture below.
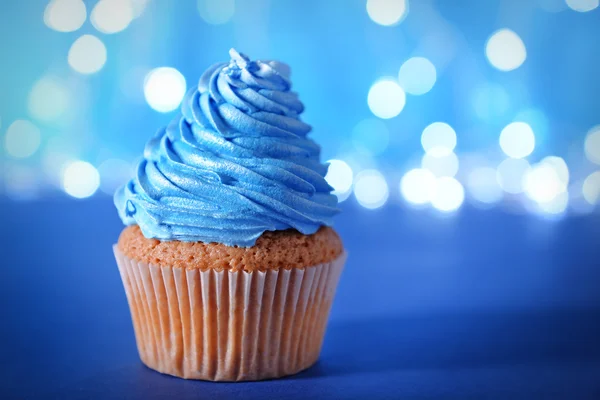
[366,0,408,26]
[499,122,535,159]
[524,163,567,204]
[398,57,436,95]
[566,0,599,12]
[400,168,436,205]
[4,120,41,159]
[485,29,526,71]
[197,0,235,25]
[584,125,600,165]
[367,79,406,119]
[540,156,569,185]
[496,158,531,194]
[68,35,107,75]
[144,67,187,113]
[98,159,133,195]
[467,167,503,204]
[44,0,86,32]
[421,122,456,156]
[62,161,100,198]
[325,159,354,202]
[91,0,133,34]
[582,171,600,205]
[431,177,464,212]
[352,119,389,155]
[421,152,459,177]
[28,76,69,123]
[473,83,510,120]
[354,169,389,209]
[538,191,569,215]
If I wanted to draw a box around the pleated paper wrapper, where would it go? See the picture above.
[113,246,346,381]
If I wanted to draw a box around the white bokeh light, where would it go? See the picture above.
[485,29,527,71]
[538,191,569,215]
[582,171,600,205]
[144,67,187,113]
[28,76,69,123]
[4,120,41,159]
[584,125,600,165]
[467,167,504,204]
[68,35,107,75]
[421,122,457,156]
[354,169,389,209]
[398,57,437,95]
[98,159,133,195]
[130,0,149,18]
[540,156,569,185]
[325,159,354,202]
[366,0,408,26]
[44,0,87,32]
[91,0,134,34]
[499,122,535,159]
[62,161,100,199]
[400,168,437,205]
[352,119,390,155]
[367,79,406,119]
[421,152,459,177]
[431,177,465,212]
[197,0,235,24]
[523,163,567,204]
[496,158,531,194]
[566,0,599,12]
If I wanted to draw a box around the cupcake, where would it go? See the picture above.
[113,49,346,381]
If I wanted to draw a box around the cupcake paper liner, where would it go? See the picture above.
[113,246,346,381]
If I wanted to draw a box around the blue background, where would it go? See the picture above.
[2,0,600,399]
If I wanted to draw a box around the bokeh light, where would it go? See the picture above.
[352,119,390,155]
[467,167,504,205]
[540,156,569,185]
[367,79,406,119]
[197,0,235,25]
[584,125,600,165]
[400,168,436,205]
[565,0,599,12]
[524,163,567,204]
[485,29,527,71]
[144,67,187,113]
[431,177,465,212]
[421,122,457,156]
[325,159,354,202]
[582,171,600,205]
[98,159,134,195]
[421,152,459,177]
[354,169,389,209]
[397,57,437,95]
[68,35,107,75]
[499,122,535,159]
[91,0,134,34]
[496,158,531,194]
[130,0,149,18]
[44,0,86,32]
[62,161,100,199]
[366,0,408,26]
[537,191,569,215]
[4,120,41,159]
[28,76,69,123]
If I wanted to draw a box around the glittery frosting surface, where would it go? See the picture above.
[114,49,338,247]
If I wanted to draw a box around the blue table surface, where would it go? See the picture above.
[1,198,600,399]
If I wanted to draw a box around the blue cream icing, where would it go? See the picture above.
[114,49,339,247]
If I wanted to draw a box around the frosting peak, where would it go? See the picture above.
[115,49,339,247]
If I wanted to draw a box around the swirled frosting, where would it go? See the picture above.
[115,49,339,247]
